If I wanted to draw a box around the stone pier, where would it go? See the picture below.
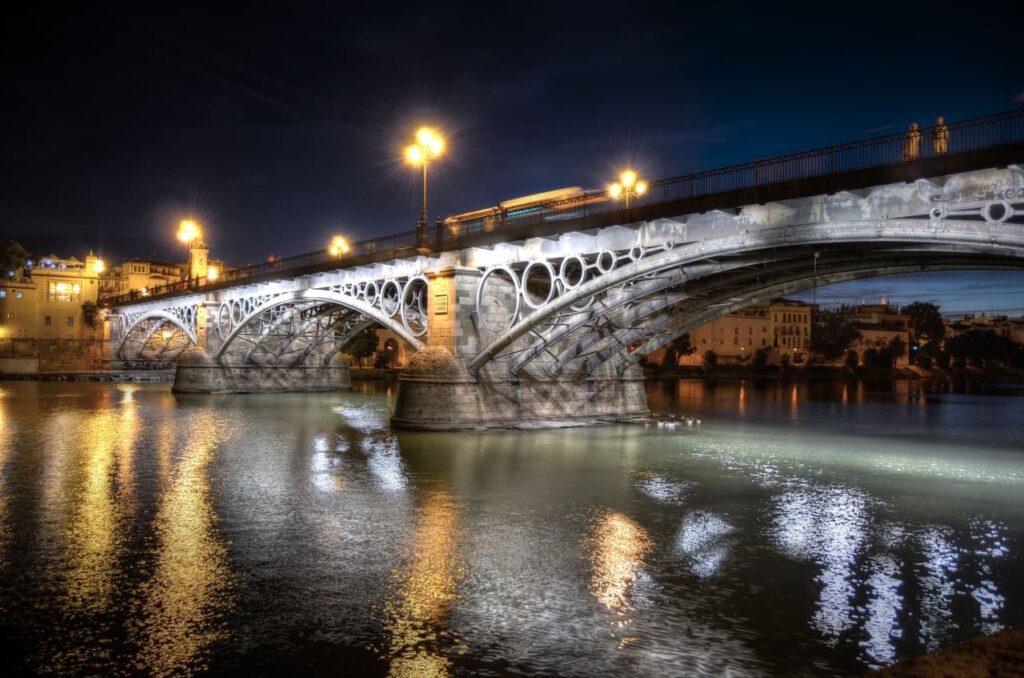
[171,349,351,394]
[390,267,649,430]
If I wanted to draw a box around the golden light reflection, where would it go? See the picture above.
[588,511,652,615]
[0,389,10,568]
[380,488,465,677]
[62,397,139,614]
[133,412,234,675]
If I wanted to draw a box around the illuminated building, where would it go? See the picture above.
[656,299,813,366]
[0,252,103,339]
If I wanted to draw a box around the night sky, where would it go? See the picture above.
[2,2,1022,315]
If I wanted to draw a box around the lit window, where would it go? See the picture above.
[15,291,23,299]
[0,290,5,298]
[48,281,81,302]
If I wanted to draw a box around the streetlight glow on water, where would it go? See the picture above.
[0,379,1022,675]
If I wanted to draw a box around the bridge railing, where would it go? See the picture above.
[105,109,1023,307]
[442,109,1024,238]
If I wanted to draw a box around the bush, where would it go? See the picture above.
[702,350,718,370]
[915,354,933,369]
[844,349,858,369]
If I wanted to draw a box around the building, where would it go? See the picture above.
[944,315,1024,344]
[99,259,184,299]
[841,299,915,366]
[650,299,813,366]
[0,252,103,339]
[97,238,229,301]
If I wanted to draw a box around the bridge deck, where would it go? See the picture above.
[105,110,1024,307]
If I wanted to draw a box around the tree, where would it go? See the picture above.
[887,336,906,366]
[862,348,881,369]
[702,350,717,370]
[779,352,790,370]
[809,311,861,360]
[751,346,770,368]
[902,302,945,342]
[844,349,859,369]
[671,333,694,357]
[0,240,31,279]
[81,301,99,328]
[342,327,379,363]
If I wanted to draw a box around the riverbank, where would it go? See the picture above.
[872,626,1024,676]
[645,363,1024,382]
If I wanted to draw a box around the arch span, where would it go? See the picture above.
[468,218,1024,373]
[212,289,426,366]
[116,310,198,360]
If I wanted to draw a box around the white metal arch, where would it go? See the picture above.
[212,289,426,364]
[115,310,199,360]
[468,218,1024,373]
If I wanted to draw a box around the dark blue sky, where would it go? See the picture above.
[2,2,1022,314]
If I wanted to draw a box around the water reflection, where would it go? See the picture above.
[918,526,957,651]
[380,488,464,677]
[62,388,138,613]
[969,519,1008,635]
[674,511,735,578]
[0,388,10,572]
[132,411,235,676]
[588,511,652,616]
[770,486,870,643]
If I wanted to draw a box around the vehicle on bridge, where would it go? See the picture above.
[444,186,607,237]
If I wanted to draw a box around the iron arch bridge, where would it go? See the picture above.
[108,165,1024,380]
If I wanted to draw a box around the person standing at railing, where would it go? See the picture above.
[932,115,949,154]
[903,122,921,160]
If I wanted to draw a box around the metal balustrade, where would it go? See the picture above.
[105,109,1023,307]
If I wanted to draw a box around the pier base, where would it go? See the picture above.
[172,364,351,394]
[390,347,649,430]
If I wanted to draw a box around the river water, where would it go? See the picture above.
[0,378,1022,676]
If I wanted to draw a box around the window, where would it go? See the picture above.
[45,316,52,326]
[5,313,12,319]
[67,316,74,327]
[48,281,81,302]
[15,291,23,299]
[0,290,5,298]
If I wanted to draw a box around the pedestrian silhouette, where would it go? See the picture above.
[903,122,921,160]
[932,115,949,154]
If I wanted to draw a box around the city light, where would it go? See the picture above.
[328,235,351,257]
[608,169,648,209]
[177,219,201,244]
[207,265,219,281]
[92,259,105,274]
[405,127,446,235]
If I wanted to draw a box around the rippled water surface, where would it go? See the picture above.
[1,378,1023,676]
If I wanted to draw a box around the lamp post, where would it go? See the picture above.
[608,169,648,209]
[328,235,351,259]
[176,219,202,282]
[405,127,445,247]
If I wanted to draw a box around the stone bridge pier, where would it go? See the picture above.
[391,267,649,430]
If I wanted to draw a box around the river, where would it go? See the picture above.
[0,378,1022,676]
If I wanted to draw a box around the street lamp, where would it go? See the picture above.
[405,127,445,245]
[328,235,351,258]
[608,169,648,209]
[177,219,202,282]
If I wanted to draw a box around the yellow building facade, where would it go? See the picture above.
[0,253,103,339]
[665,299,813,365]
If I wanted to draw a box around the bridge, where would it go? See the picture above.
[106,110,1024,429]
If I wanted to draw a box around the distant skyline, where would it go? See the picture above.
[2,1,1022,312]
